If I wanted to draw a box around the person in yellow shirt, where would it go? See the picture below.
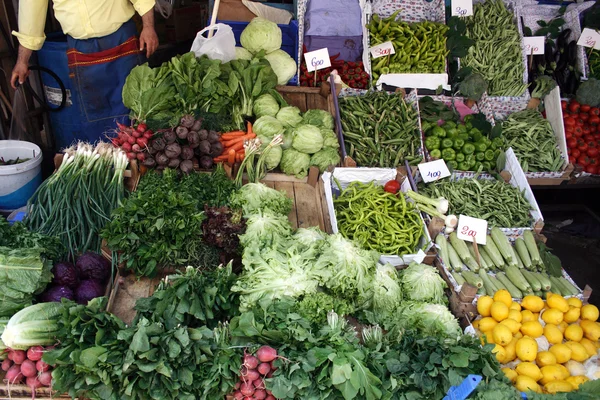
[10,0,159,144]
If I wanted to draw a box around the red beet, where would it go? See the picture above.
[11,350,26,364]
[265,395,276,400]
[232,391,244,400]
[240,382,254,397]
[246,369,260,382]
[26,376,42,390]
[256,346,277,363]
[254,389,267,400]
[20,359,37,378]
[253,379,265,390]
[4,364,23,384]
[39,371,52,387]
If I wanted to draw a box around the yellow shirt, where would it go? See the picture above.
[13,0,155,51]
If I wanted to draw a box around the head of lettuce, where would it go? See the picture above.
[292,125,323,154]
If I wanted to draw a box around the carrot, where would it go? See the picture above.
[220,130,246,140]
[247,121,253,136]
[222,133,256,147]
[236,152,245,162]
[227,149,236,165]
[213,155,229,162]
[225,141,245,152]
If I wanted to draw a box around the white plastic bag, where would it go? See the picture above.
[191,24,236,62]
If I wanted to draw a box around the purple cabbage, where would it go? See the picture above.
[75,280,105,305]
[51,261,79,288]
[75,252,110,283]
[40,285,75,302]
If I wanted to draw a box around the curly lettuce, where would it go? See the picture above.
[230,183,292,217]
[399,262,447,304]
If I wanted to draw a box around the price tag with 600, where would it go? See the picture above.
[303,48,332,72]
[456,215,487,245]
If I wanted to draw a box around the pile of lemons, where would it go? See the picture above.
[474,289,600,394]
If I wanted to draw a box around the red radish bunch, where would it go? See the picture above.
[111,122,154,162]
[2,346,53,392]
[230,346,280,400]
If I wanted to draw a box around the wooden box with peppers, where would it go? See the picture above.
[299,47,369,89]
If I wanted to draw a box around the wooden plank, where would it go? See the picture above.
[293,183,321,228]
[281,92,307,112]
[274,181,298,229]
[107,273,156,325]
[313,179,326,231]
[306,92,330,112]
[261,172,308,184]
[318,179,333,234]
[264,181,275,188]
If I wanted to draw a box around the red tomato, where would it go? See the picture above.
[578,155,590,167]
[588,148,599,158]
[579,143,589,152]
[567,137,578,148]
[570,155,578,164]
[580,113,590,121]
[589,116,600,126]
[574,126,584,137]
[572,149,582,159]
[561,100,568,111]
[590,157,598,166]
[569,101,581,113]
[584,126,592,135]
[591,107,600,116]
[581,104,591,113]
[586,165,598,174]
[564,116,576,127]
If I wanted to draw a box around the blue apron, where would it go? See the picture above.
[66,20,144,139]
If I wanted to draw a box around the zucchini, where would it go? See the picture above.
[451,271,465,286]
[505,265,532,293]
[482,235,505,269]
[496,272,523,299]
[534,290,543,297]
[478,287,487,295]
[514,247,526,269]
[436,234,450,266]
[479,246,496,271]
[468,243,488,270]
[462,269,483,288]
[479,270,498,295]
[450,232,474,265]
[533,273,551,291]
[523,230,541,265]
[548,277,565,296]
[447,243,464,272]
[491,228,516,267]
[489,275,506,291]
[515,238,533,270]
[522,270,542,292]
[558,277,580,296]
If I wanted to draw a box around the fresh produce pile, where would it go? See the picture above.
[299,53,369,89]
[474,289,600,394]
[339,91,421,167]
[462,0,527,97]
[333,181,424,256]
[367,13,448,80]
[421,177,534,228]
[501,109,564,173]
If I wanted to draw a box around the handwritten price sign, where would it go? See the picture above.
[418,159,451,183]
[457,215,487,245]
[577,28,600,50]
[370,41,395,59]
[523,37,545,55]
[303,48,331,72]
[451,0,473,17]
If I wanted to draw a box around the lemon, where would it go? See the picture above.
[557,364,571,379]
[478,317,498,332]
[491,301,509,322]
[508,309,522,323]
[567,298,582,308]
[579,338,598,357]
[492,324,512,346]
[516,336,538,362]
[563,307,581,323]
[581,304,599,322]
[503,337,518,363]
[516,362,543,381]
[565,324,584,342]
[542,308,564,325]
[521,321,543,338]
[515,376,541,393]
[492,344,507,363]
[502,367,518,382]
[580,320,600,341]
[543,324,564,344]
[499,318,521,335]
[565,341,589,362]
[477,295,494,317]
[522,295,545,312]
[521,309,536,323]
[544,380,575,394]
[481,331,495,344]
[566,375,589,389]
[494,289,513,307]
[514,331,523,339]
[547,293,569,313]
[557,321,568,334]
[510,301,521,311]
[550,343,572,364]
[536,351,557,367]
[540,365,565,385]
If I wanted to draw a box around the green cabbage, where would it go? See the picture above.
[240,17,282,55]
[302,109,334,129]
[292,124,323,154]
[235,46,253,60]
[230,183,292,217]
[309,147,340,172]
[253,116,285,139]
[276,106,303,128]
[373,263,402,315]
[321,128,339,148]
[281,128,294,150]
[399,262,447,304]
[263,145,283,170]
[253,94,280,118]
[264,50,297,85]
[280,148,310,178]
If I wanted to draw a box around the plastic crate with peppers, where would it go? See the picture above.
[299,48,369,89]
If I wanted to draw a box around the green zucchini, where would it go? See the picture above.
[514,247,526,269]
[515,238,533,270]
[468,243,488,270]
[489,275,506,291]
[558,277,579,296]
[505,265,532,293]
[436,234,450,266]
[451,271,466,286]
[462,269,483,288]
[496,272,523,299]
[548,277,565,296]
[523,230,541,265]
[522,270,542,292]
[479,270,498,295]
[482,235,505,269]
[491,228,517,267]
[450,232,474,265]
[447,243,464,272]
[479,246,496,271]
[478,287,487,295]
[534,290,543,297]
[533,273,551,291]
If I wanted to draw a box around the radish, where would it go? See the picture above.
[246,369,260,382]
[127,152,136,160]
[136,123,147,133]
[265,395,276,400]
[27,346,44,362]
[270,360,277,371]
[111,138,121,147]
[116,122,130,132]
[232,391,244,400]
[121,142,132,152]
[244,397,253,400]
[36,360,49,372]
[4,364,23,384]
[136,153,146,161]
[234,381,241,390]
[136,137,149,147]
[2,359,12,371]
[143,130,154,139]
[127,136,136,145]
[21,359,37,377]
[11,350,26,364]
[256,346,277,363]
[132,130,142,138]
[240,382,254,397]
[131,144,142,153]
[257,362,270,376]
[253,379,265,389]
[244,354,259,370]
[7,351,13,361]
[254,389,267,400]
[38,371,52,387]
[26,376,42,390]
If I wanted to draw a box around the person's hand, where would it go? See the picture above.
[11,61,29,89]
[139,27,159,58]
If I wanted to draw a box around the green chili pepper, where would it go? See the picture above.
[462,143,476,155]
[441,138,454,149]
[475,151,485,161]
[425,136,441,150]
[442,148,456,161]
[429,149,442,159]
[453,138,465,151]
[456,153,465,162]
[474,141,488,152]
[484,149,495,161]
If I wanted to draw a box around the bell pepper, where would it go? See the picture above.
[442,148,456,161]
[429,149,442,159]
[456,153,465,162]
[421,121,433,134]
[425,136,441,150]
[491,137,505,150]
[465,121,473,130]
[482,161,492,170]
[432,126,446,138]
[484,149,496,161]
[447,160,458,170]
[458,133,469,141]
[466,154,476,168]
[457,124,468,133]
[443,121,457,129]
[462,143,476,155]
[475,151,485,161]
[464,114,474,123]
[445,127,459,137]
[458,161,471,170]
[473,161,483,171]
[453,138,465,151]
[470,128,483,142]
[441,138,454,149]
[473,141,487,152]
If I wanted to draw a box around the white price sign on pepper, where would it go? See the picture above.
[456,215,487,245]
[370,41,395,59]
[451,0,473,17]
[304,48,331,72]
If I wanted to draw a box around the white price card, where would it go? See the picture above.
[451,0,473,17]
[370,41,395,59]
[457,215,488,245]
[304,48,331,72]
[577,28,600,50]
[523,36,545,55]
[418,159,451,183]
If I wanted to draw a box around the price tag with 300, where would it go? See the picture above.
[451,0,473,17]
[577,28,600,50]
[456,215,488,245]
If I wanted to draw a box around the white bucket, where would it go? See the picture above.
[0,140,43,212]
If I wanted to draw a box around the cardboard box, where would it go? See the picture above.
[166,3,209,43]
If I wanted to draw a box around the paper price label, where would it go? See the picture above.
[457,215,487,245]
[451,0,473,17]
[304,48,331,72]
[523,36,545,55]
[370,41,395,59]
[577,28,600,50]
[418,159,451,183]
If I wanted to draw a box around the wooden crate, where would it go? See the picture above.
[54,154,141,192]
[527,163,575,186]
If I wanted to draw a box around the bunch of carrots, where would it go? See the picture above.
[213,122,256,165]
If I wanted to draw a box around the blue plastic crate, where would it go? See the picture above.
[217,19,299,85]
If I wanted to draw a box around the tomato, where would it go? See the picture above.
[569,101,581,113]
[585,165,598,175]
[578,155,591,167]
[584,126,591,134]
[580,113,590,121]
[589,116,600,126]
[571,148,581,158]
[579,143,589,152]
[561,100,568,110]
[567,137,578,148]
[574,126,584,137]
[590,157,598,166]
[581,104,591,113]
[590,107,600,116]
[588,148,599,158]
[564,116,576,127]
[584,137,596,146]
[570,155,578,164]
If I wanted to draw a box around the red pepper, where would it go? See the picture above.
[384,180,401,194]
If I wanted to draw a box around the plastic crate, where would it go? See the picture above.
[217,19,299,85]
